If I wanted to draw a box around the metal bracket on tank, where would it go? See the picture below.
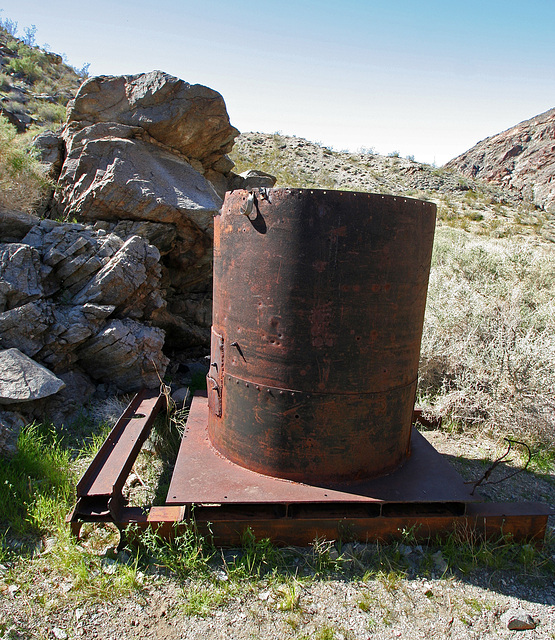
[207,329,224,417]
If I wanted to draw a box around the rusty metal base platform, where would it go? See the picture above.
[158,393,551,545]
[69,390,553,546]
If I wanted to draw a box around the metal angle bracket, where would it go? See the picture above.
[68,388,167,535]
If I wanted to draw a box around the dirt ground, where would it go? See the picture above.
[1,429,554,640]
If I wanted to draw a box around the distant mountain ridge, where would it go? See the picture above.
[445,107,555,213]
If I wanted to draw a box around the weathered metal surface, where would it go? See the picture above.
[187,503,552,547]
[209,188,437,483]
[168,393,476,505]
[72,388,166,524]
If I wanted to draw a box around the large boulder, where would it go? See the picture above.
[56,125,222,230]
[66,71,239,167]
[0,348,65,405]
[53,73,241,350]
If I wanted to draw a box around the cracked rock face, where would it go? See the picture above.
[57,128,223,227]
[0,220,168,395]
[51,71,242,350]
[77,319,169,391]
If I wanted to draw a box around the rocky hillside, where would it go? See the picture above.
[231,132,555,243]
[445,107,555,214]
[0,25,83,132]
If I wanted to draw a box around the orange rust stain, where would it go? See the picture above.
[329,226,347,238]
[310,302,335,348]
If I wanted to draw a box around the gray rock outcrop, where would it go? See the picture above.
[77,319,168,390]
[45,71,243,349]
[0,218,169,403]
[0,209,40,242]
[66,71,238,164]
[446,106,555,213]
[0,70,276,437]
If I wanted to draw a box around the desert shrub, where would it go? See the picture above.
[418,228,555,447]
[0,115,50,212]
[5,43,46,83]
[33,100,67,125]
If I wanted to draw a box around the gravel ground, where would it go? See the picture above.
[1,430,554,640]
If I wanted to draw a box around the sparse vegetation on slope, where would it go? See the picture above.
[0,21,84,213]
[0,114,50,212]
[0,20,84,132]
[420,229,555,449]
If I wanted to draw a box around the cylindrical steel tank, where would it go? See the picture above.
[207,188,436,484]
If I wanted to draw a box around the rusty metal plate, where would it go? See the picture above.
[167,393,476,506]
[207,328,224,417]
[211,374,414,483]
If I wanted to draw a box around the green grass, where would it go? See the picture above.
[0,417,553,613]
[0,422,75,537]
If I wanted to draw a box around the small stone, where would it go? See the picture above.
[117,550,131,564]
[258,590,272,601]
[502,608,537,630]
[101,557,117,574]
[171,386,190,409]
[328,548,340,561]
[42,537,57,554]
[432,550,448,573]
[0,348,65,405]
[52,629,67,639]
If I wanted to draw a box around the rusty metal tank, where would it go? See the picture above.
[207,188,436,485]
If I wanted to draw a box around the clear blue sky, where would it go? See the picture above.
[2,0,554,164]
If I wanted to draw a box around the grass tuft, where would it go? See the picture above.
[0,422,74,538]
